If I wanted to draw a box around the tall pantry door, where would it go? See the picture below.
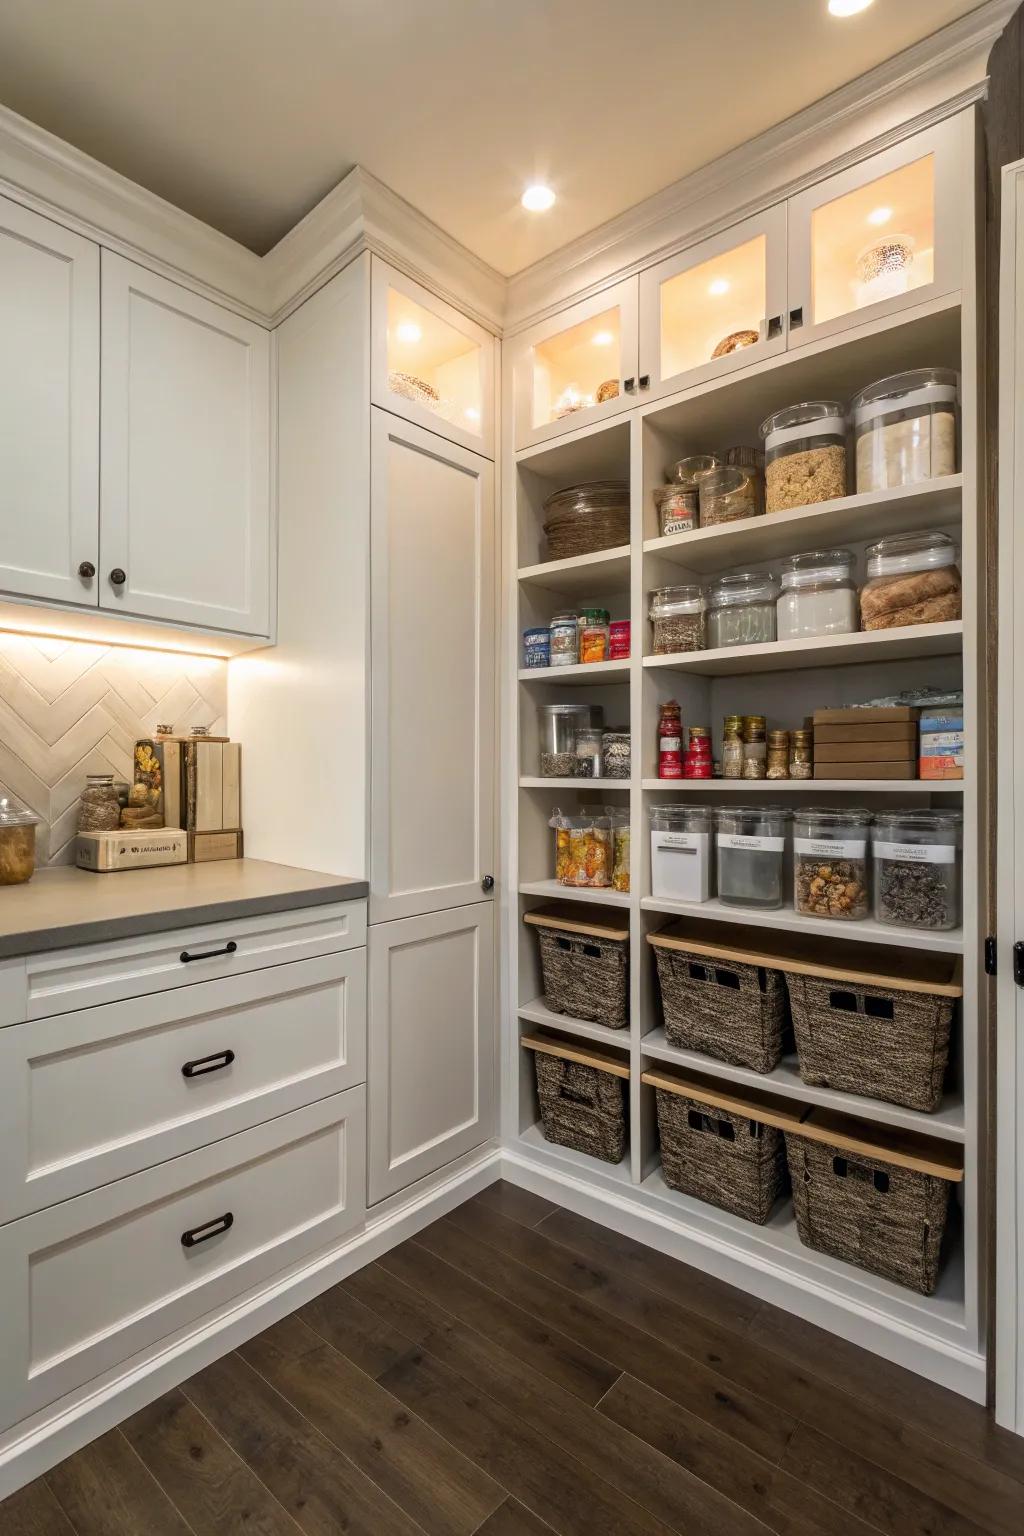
[369,411,496,924]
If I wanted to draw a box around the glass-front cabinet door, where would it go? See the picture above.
[786,115,963,349]
[510,278,639,450]
[638,204,787,401]
[371,257,495,458]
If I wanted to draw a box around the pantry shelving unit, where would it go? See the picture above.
[502,112,983,1402]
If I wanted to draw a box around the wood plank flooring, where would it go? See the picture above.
[4,1180,1024,1536]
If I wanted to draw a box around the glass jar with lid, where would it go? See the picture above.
[649,584,705,655]
[776,549,859,641]
[706,571,779,648]
[860,530,961,631]
[0,798,40,885]
[649,805,715,903]
[671,453,721,487]
[793,808,872,920]
[851,368,959,492]
[578,608,610,664]
[761,401,847,513]
[549,611,580,667]
[698,465,762,527]
[871,809,962,931]
[653,485,698,538]
[716,806,792,910]
[78,773,122,832]
[574,725,604,778]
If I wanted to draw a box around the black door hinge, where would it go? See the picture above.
[984,936,997,976]
[1015,940,1024,988]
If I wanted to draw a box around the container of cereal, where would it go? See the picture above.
[852,368,959,492]
[716,806,792,910]
[793,808,872,921]
[761,401,847,513]
[872,810,962,931]
[649,584,705,655]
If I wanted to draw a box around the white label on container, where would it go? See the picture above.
[874,841,956,864]
[794,837,867,859]
[717,833,785,853]
[656,832,708,851]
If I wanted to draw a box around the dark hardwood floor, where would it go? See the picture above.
[4,1180,1024,1536]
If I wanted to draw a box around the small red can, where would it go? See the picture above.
[609,620,631,659]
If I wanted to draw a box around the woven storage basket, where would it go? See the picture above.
[785,961,959,1113]
[527,1037,627,1164]
[542,481,630,561]
[526,907,629,1029]
[785,1112,961,1294]
[649,929,788,1072]
[654,1088,788,1223]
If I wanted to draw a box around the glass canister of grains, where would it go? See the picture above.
[649,584,705,655]
[742,715,767,780]
[872,809,962,930]
[722,714,744,779]
[789,727,813,780]
[761,401,847,513]
[716,806,792,910]
[658,700,684,779]
[766,730,790,780]
[776,549,859,640]
[794,808,872,920]
[706,571,779,648]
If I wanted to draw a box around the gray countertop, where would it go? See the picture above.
[0,859,368,958]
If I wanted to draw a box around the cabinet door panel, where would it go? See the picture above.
[368,904,494,1203]
[0,195,99,605]
[370,412,495,923]
[100,252,271,635]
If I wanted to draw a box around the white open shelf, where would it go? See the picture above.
[519,997,632,1049]
[519,658,630,685]
[640,1028,966,1143]
[642,621,963,677]
[518,1122,633,1184]
[518,545,630,595]
[520,878,631,908]
[641,776,966,793]
[521,775,630,789]
[641,894,964,953]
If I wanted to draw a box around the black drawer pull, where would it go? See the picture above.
[181,1212,234,1248]
[182,1049,235,1079]
[180,941,238,964]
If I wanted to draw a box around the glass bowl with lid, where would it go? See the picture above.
[0,798,40,885]
[706,571,779,649]
[760,401,847,513]
[777,549,859,640]
[851,368,959,492]
[860,529,961,631]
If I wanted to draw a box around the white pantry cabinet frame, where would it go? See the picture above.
[786,114,964,350]
[0,193,100,608]
[371,256,496,459]
[638,202,789,402]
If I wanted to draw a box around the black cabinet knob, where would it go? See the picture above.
[638,375,650,389]
[109,568,127,586]
[623,377,636,393]
[481,874,495,893]
[77,561,96,579]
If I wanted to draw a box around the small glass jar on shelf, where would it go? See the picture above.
[789,728,814,780]
[609,809,631,893]
[742,715,767,780]
[550,808,612,889]
[654,484,698,538]
[766,730,790,780]
[794,808,872,921]
[578,608,611,664]
[684,726,713,779]
[698,464,762,528]
[860,530,961,630]
[549,611,580,667]
[722,714,745,779]
[602,730,631,780]
[706,571,779,649]
[776,549,859,641]
[649,584,705,655]
[658,700,684,780]
[761,401,847,513]
[574,725,605,779]
[851,368,959,492]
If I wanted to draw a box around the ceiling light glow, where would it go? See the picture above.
[708,278,731,296]
[464,407,481,421]
[396,321,422,344]
[521,184,556,212]
[591,330,614,346]
[828,0,873,16]
[867,205,892,226]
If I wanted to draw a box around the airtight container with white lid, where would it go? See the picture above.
[852,368,959,492]
[761,401,847,513]
[649,805,715,903]
[860,530,961,631]
[776,549,859,641]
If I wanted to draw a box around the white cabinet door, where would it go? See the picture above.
[368,903,494,1203]
[100,252,272,635]
[370,412,495,923]
[0,195,99,606]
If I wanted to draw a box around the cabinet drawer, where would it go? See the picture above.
[0,1088,365,1434]
[22,900,366,1020]
[0,951,366,1222]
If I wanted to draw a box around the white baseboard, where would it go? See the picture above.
[501,1146,987,1405]
[0,1143,501,1500]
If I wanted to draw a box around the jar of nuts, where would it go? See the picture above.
[761,401,848,513]
[793,808,872,921]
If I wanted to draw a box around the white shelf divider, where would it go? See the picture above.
[519,997,632,1050]
[641,894,964,953]
[519,658,630,685]
[642,621,963,677]
[520,878,631,908]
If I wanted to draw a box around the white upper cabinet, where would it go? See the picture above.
[638,204,788,401]
[510,277,639,450]
[786,115,963,349]
[100,252,272,636]
[371,257,495,458]
[0,195,100,607]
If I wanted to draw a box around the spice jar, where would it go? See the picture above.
[609,620,631,659]
[872,810,962,931]
[698,465,762,527]
[78,773,122,832]
[649,805,714,903]
[574,725,604,778]
[722,715,744,779]
[777,549,859,641]
[852,368,959,492]
[794,808,872,920]
[860,530,961,630]
[761,401,847,513]
[609,809,631,893]
[790,728,813,780]
[707,572,779,649]
[522,627,551,669]
[649,584,705,655]
[742,715,767,780]
[537,703,600,777]
[549,611,580,667]
[0,798,39,885]
[716,807,792,910]
[579,608,611,664]
[602,730,631,780]
[767,730,790,780]
[654,485,698,538]
[684,726,713,779]
[549,808,612,888]
[658,700,684,779]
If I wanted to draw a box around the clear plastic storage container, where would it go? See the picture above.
[776,549,859,640]
[852,368,959,492]
[550,808,612,888]
[706,571,779,649]
[716,807,792,910]
[860,530,961,631]
[793,808,872,920]
[698,465,762,527]
[0,798,39,885]
[649,584,705,654]
[761,401,847,513]
[649,805,715,903]
[872,810,962,931]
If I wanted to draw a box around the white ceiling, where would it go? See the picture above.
[0,0,987,277]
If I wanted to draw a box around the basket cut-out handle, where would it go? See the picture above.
[827,987,895,1021]
[832,1155,889,1194]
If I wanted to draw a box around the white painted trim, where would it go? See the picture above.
[0,1141,501,1500]
[501,1148,986,1404]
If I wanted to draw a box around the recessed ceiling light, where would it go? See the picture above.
[867,205,892,226]
[828,0,873,16]
[708,278,731,296]
[591,330,614,346]
[522,184,556,213]
[396,321,422,344]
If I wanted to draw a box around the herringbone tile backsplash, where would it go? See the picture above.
[0,634,227,865]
